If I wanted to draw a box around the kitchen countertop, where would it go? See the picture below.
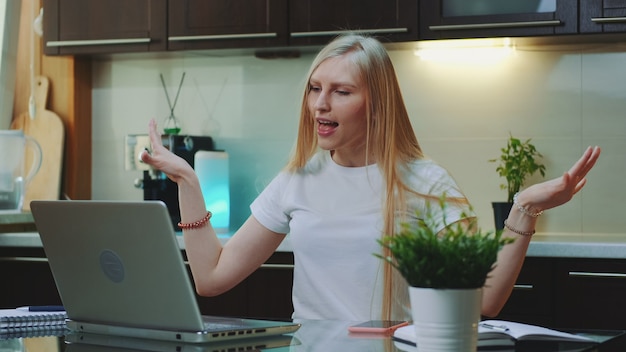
[0,231,624,259]
[2,211,624,258]
[0,211,36,232]
[0,231,295,254]
[527,232,626,258]
[0,212,34,223]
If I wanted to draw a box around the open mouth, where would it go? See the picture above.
[318,120,339,128]
[317,119,339,136]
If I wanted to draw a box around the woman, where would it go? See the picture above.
[141,34,601,321]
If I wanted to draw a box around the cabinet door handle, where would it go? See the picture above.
[0,256,48,263]
[260,263,294,270]
[429,20,561,31]
[290,28,408,38]
[184,261,294,269]
[46,38,151,47]
[569,271,626,279]
[590,17,626,24]
[513,284,534,290]
[169,33,278,42]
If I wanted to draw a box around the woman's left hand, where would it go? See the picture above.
[517,146,601,211]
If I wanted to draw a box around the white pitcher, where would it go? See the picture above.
[0,130,42,213]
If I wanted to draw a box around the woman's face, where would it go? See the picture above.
[308,54,370,167]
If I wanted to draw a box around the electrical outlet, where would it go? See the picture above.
[125,134,151,171]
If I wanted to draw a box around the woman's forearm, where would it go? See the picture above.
[481,198,536,317]
[176,169,226,296]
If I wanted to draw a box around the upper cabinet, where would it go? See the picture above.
[43,0,416,56]
[419,0,578,40]
[288,0,418,46]
[43,0,167,55]
[167,0,288,51]
[43,0,626,56]
[580,0,626,33]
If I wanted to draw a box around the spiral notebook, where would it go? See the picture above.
[0,308,67,328]
[0,325,67,340]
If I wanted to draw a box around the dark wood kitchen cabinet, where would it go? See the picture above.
[288,0,418,46]
[419,0,578,40]
[580,0,626,33]
[184,251,294,320]
[43,0,287,55]
[167,0,288,51]
[43,0,167,55]
[0,246,62,308]
[43,0,417,56]
[246,252,294,319]
[492,257,556,327]
[554,258,626,330]
[495,256,626,330]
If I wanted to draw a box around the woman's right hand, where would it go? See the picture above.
[140,119,194,183]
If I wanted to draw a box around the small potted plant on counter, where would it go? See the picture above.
[489,133,546,230]
[376,197,513,352]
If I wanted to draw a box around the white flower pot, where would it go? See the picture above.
[409,286,482,352]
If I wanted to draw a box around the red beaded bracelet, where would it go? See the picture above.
[178,211,212,230]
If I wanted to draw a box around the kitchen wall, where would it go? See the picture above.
[91,40,626,234]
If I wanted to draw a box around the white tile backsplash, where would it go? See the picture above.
[91,42,626,235]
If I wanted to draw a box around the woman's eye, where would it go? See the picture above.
[336,90,350,96]
[309,85,321,92]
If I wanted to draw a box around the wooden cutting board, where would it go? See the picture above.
[11,76,64,211]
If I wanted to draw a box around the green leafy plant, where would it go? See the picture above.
[376,197,513,289]
[489,133,546,203]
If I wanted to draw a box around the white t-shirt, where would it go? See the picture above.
[250,151,471,321]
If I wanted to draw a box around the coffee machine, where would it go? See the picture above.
[126,134,217,230]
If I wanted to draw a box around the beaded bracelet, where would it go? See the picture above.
[178,211,212,230]
[513,192,543,218]
[503,219,535,237]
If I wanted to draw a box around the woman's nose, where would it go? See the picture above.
[313,92,329,111]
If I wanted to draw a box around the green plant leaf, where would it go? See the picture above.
[489,133,546,202]
[376,196,514,289]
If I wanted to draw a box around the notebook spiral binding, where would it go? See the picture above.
[0,309,67,329]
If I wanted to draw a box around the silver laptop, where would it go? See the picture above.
[64,330,300,352]
[30,200,300,343]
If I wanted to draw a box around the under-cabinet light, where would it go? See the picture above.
[414,38,515,64]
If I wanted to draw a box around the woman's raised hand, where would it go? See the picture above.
[517,146,601,212]
[139,119,193,183]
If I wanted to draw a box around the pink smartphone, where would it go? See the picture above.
[348,320,409,334]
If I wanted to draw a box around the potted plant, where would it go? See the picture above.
[377,197,513,351]
[489,134,546,230]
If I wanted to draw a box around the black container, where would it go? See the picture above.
[492,202,513,232]
[143,135,215,230]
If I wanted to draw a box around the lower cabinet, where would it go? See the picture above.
[0,247,62,308]
[554,258,626,330]
[185,251,294,320]
[492,257,556,326]
[496,257,626,351]
[246,252,294,319]
[2,246,623,328]
[495,256,626,330]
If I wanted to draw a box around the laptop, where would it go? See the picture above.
[30,200,300,343]
[64,330,300,352]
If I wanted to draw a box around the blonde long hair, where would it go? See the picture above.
[286,34,426,319]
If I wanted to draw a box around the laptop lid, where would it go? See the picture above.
[31,200,299,343]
